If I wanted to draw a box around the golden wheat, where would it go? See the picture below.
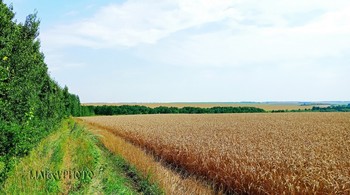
[80,113,350,194]
[76,119,214,195]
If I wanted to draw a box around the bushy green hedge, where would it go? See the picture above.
[0,2,83,183]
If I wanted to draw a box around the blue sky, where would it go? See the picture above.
[4,0,350,103]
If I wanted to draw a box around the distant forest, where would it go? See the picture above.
[80,105,266,116]
[311,104,350,112]
[81,104,350,116]
[272,104,350,113]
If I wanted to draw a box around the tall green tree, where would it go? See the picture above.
[0,2,84,183]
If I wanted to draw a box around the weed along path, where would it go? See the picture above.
[77,118,215,195]
[1,119,161,194]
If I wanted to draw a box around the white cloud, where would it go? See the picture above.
[264,5,350,35]
[41,0,350,63]
[41,0,239,48]
[132,2,350,68]
[39,0,350,102]
[45,53,86,73]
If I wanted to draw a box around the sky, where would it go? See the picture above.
[4,0,350,103]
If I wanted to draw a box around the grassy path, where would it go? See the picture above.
[1,119,161,194]
[79,119,214,195]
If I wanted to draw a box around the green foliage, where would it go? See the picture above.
[311,104,350,112]
[84,104,350,116]
[271,105,350,113]
[2,119,162,194]
[86,105,266,116]
[0,2,83,184]
[62,86,82,117]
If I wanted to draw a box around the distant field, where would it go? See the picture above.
[81,113,350,194]
[82,102,328,111]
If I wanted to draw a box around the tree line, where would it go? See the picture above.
[81,104,350,116]
[311,104,350,112]
[84,104,350,114]
[81,105,266,116]
[271,104,350,113]
[0,2,84,183]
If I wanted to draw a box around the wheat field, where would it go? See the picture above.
[80,113,350,194]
